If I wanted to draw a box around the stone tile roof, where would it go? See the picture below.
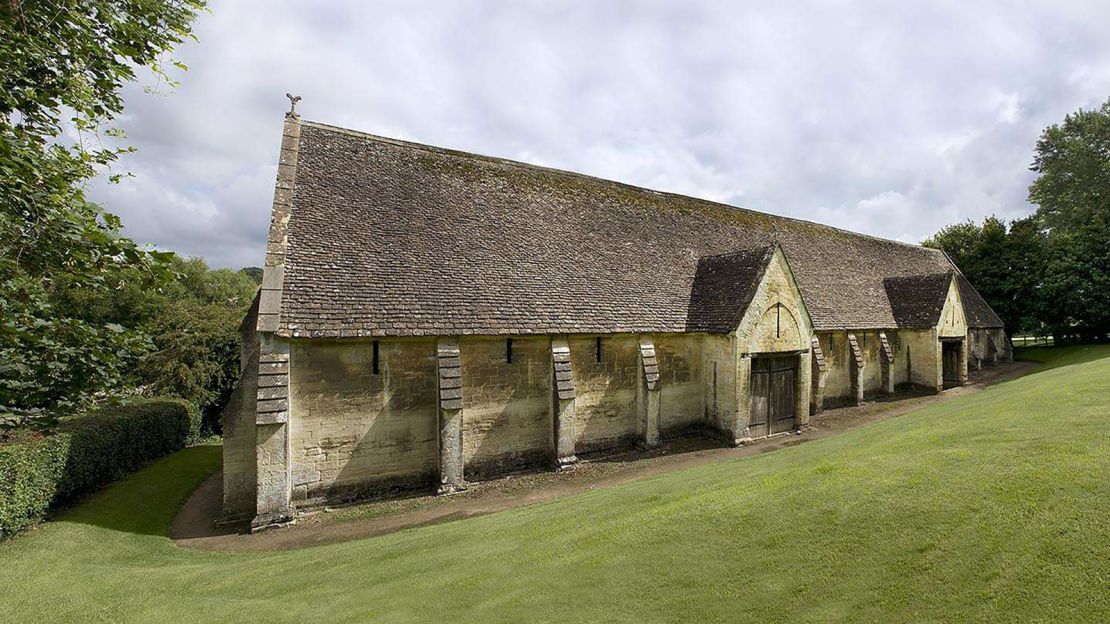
[955,273,1004,328]
[276,120,998,337]
[883,273,954,328]
[685,246,774,333]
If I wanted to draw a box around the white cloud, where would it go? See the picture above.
[87,0,1110,267]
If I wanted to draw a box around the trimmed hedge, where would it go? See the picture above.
[0,398,200,539]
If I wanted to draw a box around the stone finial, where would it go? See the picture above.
[285,93,302,118]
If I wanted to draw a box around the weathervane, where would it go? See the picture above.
[285,93,302,118]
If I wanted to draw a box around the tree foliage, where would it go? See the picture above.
[135,257,258,430]
[0,1,206,414]
[925,97,1110,343]
[1028,98,1110,340]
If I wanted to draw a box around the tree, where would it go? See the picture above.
[239,267,264,283]
[1028,97,1110,342]
[1001,216,1048,335]
[925,98,1110,345]
[136,258,258,432]
[47,254,258,431]
[0,1,206,413]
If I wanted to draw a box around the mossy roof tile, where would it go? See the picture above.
[276,121,1003,337]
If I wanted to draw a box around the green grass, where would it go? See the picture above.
[2,347,1108,623]
[1016,343,1106,367]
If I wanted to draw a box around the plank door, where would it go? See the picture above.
[749,355,797,438]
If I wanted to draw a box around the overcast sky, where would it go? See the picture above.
[88,1,1110,269]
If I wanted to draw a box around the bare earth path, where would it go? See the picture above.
[172,361,1034,552]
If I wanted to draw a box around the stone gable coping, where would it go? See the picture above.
[257,113,302,334]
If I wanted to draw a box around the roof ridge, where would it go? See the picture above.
[299,119,945,255]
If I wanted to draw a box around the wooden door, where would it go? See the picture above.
[942,341,960,388]
[749,355,797,437]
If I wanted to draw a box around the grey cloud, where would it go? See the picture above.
[88,0,1110,267]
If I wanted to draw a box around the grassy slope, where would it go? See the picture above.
[1,347,1108,623]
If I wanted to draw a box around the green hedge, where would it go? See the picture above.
[0,398,200,539]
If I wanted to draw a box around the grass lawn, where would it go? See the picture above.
[2,347,1108,623]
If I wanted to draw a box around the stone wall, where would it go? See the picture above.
[221,350,258,521]
[817,329,922,401]
[855,331,884,396]
[968,328,1010,367]
[232,289,989,517]
[883,330,909,387]
[901,328,941,389]
[654,334,704,433]
[221,299,259,522]
[702,334,737,433]
[820,332,851,400]
[569,335,639,453]
[459,337,552,477]
[938,277,968,338]
[288,339,438,504]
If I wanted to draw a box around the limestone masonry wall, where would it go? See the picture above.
[459,337,552,477]
[886,330,910,387]
[251,320,978,513]
[569,335,639,453]
[702,334,737,433]
[819,328,933,401]
[938,279,968,339]
[288,339,438,504]
[221,349,258,521]
[969,328,1010,367]
[860,331,887,396]
[221,301,260,521]
[654,334,705,432]
[902,329,941,389]
[821,332,850,400]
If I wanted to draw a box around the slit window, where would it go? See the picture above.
[372,340,380,375]
[506,338,513,364]
[907,344,912,378]
[712,362,718,411]
[595,336,602,363]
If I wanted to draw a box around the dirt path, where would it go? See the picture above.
[172,361,1034,552]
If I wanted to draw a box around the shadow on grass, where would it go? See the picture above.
[1014,344,1110,373]
[59,444,222,537]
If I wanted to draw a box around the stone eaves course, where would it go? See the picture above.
[275,120,1000,338]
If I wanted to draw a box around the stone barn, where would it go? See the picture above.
[222,110,1010,529]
